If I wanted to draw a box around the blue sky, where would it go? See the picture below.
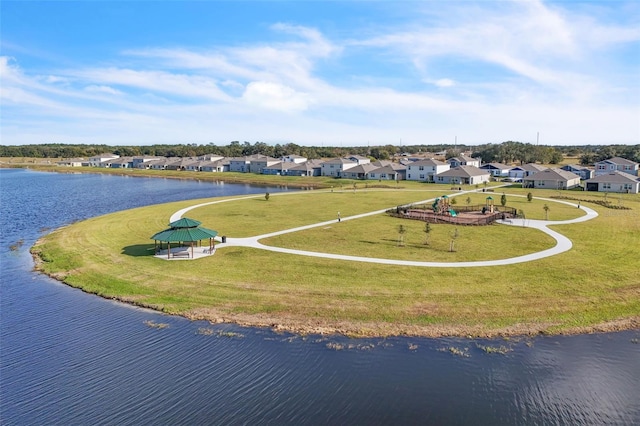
[1,1,639,146]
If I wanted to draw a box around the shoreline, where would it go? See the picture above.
[26,167,640,339]
[31,239,640,339]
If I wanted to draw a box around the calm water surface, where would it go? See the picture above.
[1,169,638,425]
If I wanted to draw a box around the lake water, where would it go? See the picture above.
[1,168,638,425]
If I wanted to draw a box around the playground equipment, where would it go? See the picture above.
[482,196,495,214]
[432,195,457,217]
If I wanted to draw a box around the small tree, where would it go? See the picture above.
[450,197,458,205]
[423,222,432,245]
[466,196,471,206]
[500,193,507,207]
[543,204,550,220]
[397,225,406,247]
[265,192,270,201]
[527,192,533,202]
[449,227,459,252]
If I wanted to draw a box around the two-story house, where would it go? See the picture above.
[406,159,450,182]
[594,157,639,177]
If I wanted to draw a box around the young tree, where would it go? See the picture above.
[466,196,471,206]
[543,204,550,220]
[449,227,459,252]
[527,192,533,202]
[265,192,270,201]
[500,193,507,207]
[423,222,432,245]
[397,225,407,247]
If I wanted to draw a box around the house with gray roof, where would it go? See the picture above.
[509,163,547,180]
[249,155,280,173]
[89,153,119,167]
[594,157,639,177]
[435,165,490,185]
[480,162,512,177]
[523,168,581,190]
[340,163,378,179]
[447,155,480,168]
[367,165,405,181]
[287,159,323,177]
[108,156,134,168]
[585,171,639,194]
[321,157,357,177]
[560,164,594,180]
[262,161,299,175]
[406,159,449,182]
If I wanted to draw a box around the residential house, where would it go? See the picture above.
[340,163,378,179]
[560,164,594,180]
[166,158,197,170]
[509,163,548,180]
[288,159,323,177]
[346,155,371,165]
[89,153,119,167]
[249,155,280,174]
[447,155,480,168]
[480,162,512,177]
[585,171,640,194]
[147,158,173,170]
[281,154,307,164]
[200,159,227,173]
[367,165,405,181]
[198,154,225,162]
[435,165,490,185]
[228,156,252,173]
[57,158,85,167]
[132,156,163,168]
[262,162,299,175]
[108,157,134,168]
[406,159,450,182]
[523,168,581,190]
[594,157,639,177]
[321,158,358,177]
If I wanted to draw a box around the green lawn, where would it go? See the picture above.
[32,186,640,338]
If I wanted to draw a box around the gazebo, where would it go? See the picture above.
[150,217,218,259]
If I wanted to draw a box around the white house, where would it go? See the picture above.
[321,158,358,177]
[585,171,640,194]
[447,155,480,168]
[594,157,639,177]
[281,154,307,164]
[406,159,450,182]
[89,153,119,167]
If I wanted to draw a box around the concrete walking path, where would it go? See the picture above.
[169,190,598,267]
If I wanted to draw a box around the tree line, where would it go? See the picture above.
[1,142,638,164]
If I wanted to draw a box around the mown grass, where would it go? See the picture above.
[31,186,640,337]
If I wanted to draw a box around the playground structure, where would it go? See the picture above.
[392,195,517,226]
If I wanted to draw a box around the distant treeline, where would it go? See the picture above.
[1,141,639,165]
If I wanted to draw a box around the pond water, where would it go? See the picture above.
[1,168,638,425]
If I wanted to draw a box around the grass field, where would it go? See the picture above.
[31,177,640,338]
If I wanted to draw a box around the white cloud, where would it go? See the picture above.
[84,85,123,95]
[242,81,311,112]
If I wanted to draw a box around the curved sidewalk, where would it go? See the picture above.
[171,191,598,268]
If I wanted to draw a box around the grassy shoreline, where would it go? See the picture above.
[28,170,640,338]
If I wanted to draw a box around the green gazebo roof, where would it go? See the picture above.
[151,217,217,242]
[151,226,218,243]
[169,217,201,228]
